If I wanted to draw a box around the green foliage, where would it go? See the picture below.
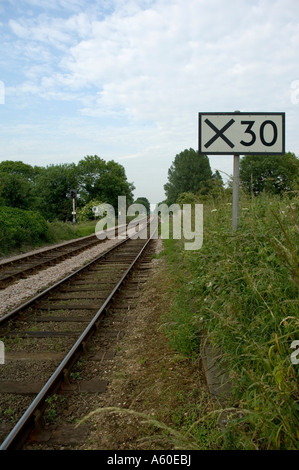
[74,221,98,237]
[46,220,97,243]
[34,163,78,221]
[0,173,33,209]
[77,155,135,208]
[0,160,41,210]
[159,239,200,359]
[0,160,40,179]
[0,206,48,254]
[0,209,98,255]
[177,192,200,206]
[240,152,299,195]
[133,197,151,214]
[204,170,225,199]
[76,199,105,221]
[164,149,213,204]
[0,156,135,224]
[45,221,77,243]
[161,192,299,449]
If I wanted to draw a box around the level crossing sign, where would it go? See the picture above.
[198,111,286,232]
[198,112,285,155]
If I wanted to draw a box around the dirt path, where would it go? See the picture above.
[75,239,211,451]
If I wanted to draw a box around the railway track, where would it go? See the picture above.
[0,221,156,450]
[0,224,127,289]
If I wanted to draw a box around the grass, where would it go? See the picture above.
[1,214,140,256]
[76,406,204,450]
[46,219,97,243]
[158,191,299,450]
[0,219,98,257]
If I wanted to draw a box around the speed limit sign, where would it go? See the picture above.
[198,112,285,155]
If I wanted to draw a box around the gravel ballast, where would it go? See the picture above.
[0,222,149,318]
[0,237,123,318]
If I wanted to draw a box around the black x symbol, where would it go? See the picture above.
[204,118,235,149]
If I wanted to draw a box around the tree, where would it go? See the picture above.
[34,163,78,221]
[0,156,135,222]
[99,160,135,208]
[76,155,107,203]
[240,153,299,195]
[77,155,135,208]
[177,192,200,206]
[133,197,151,215]
[0,160,40,181]
[0,161,41,209]
[164,149,212,204]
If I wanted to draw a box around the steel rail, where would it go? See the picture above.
[0,223,127,267]
[0,218,148,326]
[0,223,129,288]
[0,222,156,450]
[0,235,127,326]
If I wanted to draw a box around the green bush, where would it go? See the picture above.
[0,206,48,254]
[76,199,106,222]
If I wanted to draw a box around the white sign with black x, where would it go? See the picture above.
[198,112,285,155]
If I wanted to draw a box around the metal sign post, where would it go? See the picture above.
[232,111,240,232]
[198,111,285,232]
[69,189,77,224]
[72,197,76,224]
[232,153,240,232]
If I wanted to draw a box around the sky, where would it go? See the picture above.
[0,0,299,205]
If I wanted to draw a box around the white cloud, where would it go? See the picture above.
[9,17,75,46]
[48,1,298,118]
[2,0,299,202]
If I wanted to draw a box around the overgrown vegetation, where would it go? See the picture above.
[159,191,299,449]
[0,156,135,222]
[0,206,49,254]
[0,205,99,256]
[240,152,299,195]
[0,157,151,255]
[163,148,220,205]
[45,220,97,243]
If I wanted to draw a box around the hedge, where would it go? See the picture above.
[0,206,48,254]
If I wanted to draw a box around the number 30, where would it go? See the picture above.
[240,120,278,147]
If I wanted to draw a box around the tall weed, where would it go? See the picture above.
[161,192,299,449]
